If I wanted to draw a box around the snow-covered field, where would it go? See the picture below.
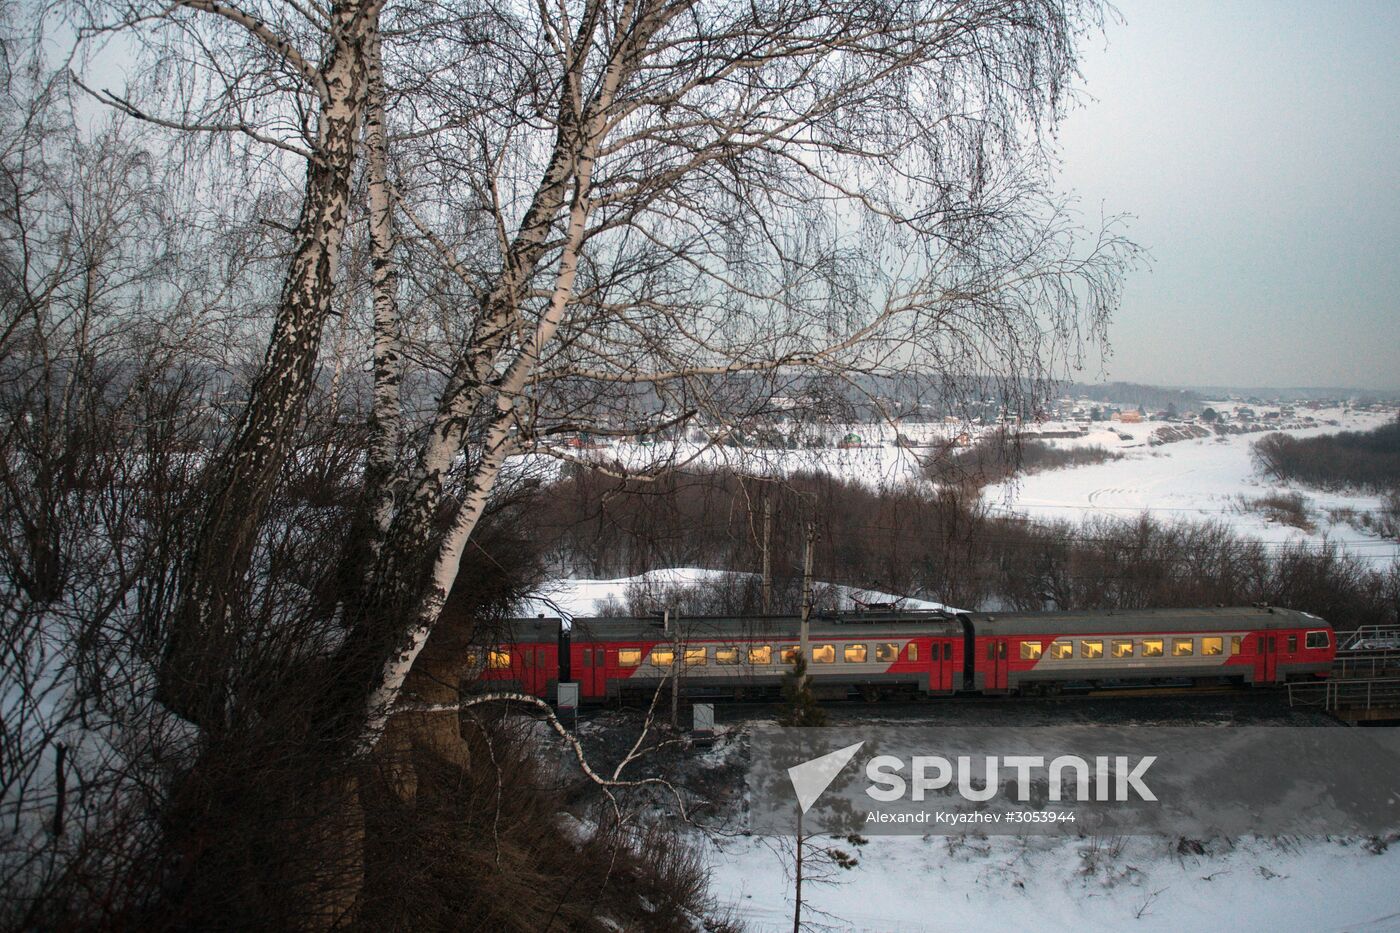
[704,831,1400,932]
[982,408,1398,567]
[529,404,1398,568]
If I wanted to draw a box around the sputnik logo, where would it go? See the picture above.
[787,742,865,813]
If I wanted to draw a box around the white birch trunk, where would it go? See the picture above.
[361,150,600,749]
[363,25,403,543]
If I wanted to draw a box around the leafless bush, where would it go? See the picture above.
[538,465,1400,629]
[535,467,997,610]
[1253,421,1400,492]
[1329,493,1400,541]
[1238,492,1315,532]
[926,435,1121,488]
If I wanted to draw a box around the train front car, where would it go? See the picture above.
[569,612,967,702]
[971,606,1335,695]
[465,616,563,700]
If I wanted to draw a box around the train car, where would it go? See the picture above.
[568,611,967,701]
[970,606,1334,694]
[466,616,563,699]
[471,606,1335,703]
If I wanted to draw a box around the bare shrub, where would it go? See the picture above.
[926,435,1121,488]
[538,465,1400,629]
[1253,421,1400,492]
[1238,492,1315,532]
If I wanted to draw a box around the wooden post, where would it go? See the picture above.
[792,805,804,933]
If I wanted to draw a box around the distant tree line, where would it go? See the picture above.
[535,468,1400,628]
[1253,420,1400,493]
[924,434,1121,488]
[1064,381,1202,413]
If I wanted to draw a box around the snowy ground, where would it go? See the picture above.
[703,831,1400,932]
[517,567,952,620]
[667,717,1400,933]
[982,407,1398,567]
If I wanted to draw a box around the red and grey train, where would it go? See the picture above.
[470,606,1335,703]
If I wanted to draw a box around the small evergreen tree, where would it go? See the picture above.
[778,653,826,727]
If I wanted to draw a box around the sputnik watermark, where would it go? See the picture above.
[751,726,1400,836]
[866,754,1156,803]
[787,741,864,813]
[789,749,1154,818]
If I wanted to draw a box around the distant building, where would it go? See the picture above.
[1114,410,1143,423]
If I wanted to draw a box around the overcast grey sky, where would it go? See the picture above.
[1054,0,1400,391]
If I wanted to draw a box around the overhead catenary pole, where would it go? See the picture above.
[800,522,816,686]
[762,495,772,614]
[671,606,681,729]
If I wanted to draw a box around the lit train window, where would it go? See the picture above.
[1020,641,1043,660]
[1080,640,1104,659]
[812,644,835,664]
[465,651,480,667]
[1049,642,1073,660]
[715,647,739,664]
[487,650,511,670]
[845,644,868,663]
[1230,636,1243,656]
[1172,638,1194,657]
[1142,639,1164,657]
[1112,640,1133,658]
[1287,635,1298,653]
[875,643,899,663]
[1305,631,1329,649]
[907,643,918,661]
[781,645,801,664]
[684,647,707,666]
[749,646,773,665]
[1202,637,1223,656]
[651,648,675,667]
[618,648,641,667]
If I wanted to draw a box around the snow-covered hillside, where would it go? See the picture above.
[517,568,953,620]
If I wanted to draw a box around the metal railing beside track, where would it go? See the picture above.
[1338,626,1400,652]
[1332,650,1400,680]
[1288,677,1400,713]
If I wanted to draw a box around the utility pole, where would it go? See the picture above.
[671,606,682,729]
[762,495,773,614]
[800,522,816,687]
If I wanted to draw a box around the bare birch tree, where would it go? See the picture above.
[3,0,1141,923]
[76,0,389,726]
[338,0,1136,752]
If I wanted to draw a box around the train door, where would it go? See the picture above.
[579,644,607,694]
[1254,634,1279,684]
[938,640,956,692]
[521,644,549,696]
[985,638,1010,692]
